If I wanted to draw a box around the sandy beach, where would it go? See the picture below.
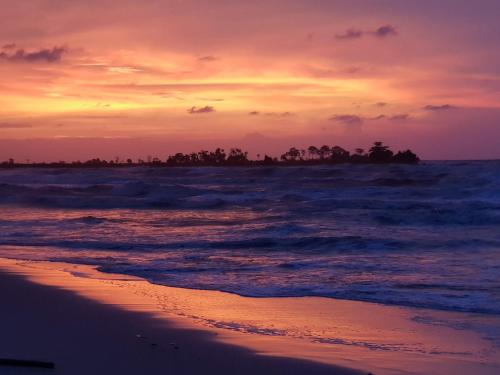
[0,257,499,375]
[0,258,363,375]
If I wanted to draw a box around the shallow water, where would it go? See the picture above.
[0,161,499,314]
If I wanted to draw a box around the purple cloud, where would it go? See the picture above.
[424,104,457,111]
[0,46,66,63]
[372,25,398,38]
[329,114,364,126]
[336,25,398,41]
[389,114,410,121]
[187,106,215,114]
[335,29,364,40]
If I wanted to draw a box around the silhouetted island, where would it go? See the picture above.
[1,142,419,168]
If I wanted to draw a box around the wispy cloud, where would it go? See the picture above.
[248,111,293,117]
[0,122,32,128]
[335,25,398,41]
[196,97,224,102]
[265,112,293,117]
[187,106,215,114]
[107,66,142,74]
[2,43,16,50]
[0,46,66,63]
[332,113,409,124]
[198,55,218,62]
[329,114,364,126]
[423,104,457,111]
[335,29,363,40]
[389,113,410,121]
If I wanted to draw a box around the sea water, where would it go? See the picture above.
[0,161,499,314]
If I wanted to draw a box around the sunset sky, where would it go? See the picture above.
[1,0,499,161]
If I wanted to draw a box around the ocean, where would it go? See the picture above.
[1,161,499,314]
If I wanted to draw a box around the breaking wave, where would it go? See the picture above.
[0,161,500,314]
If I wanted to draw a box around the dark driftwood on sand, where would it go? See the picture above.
[0,358,55,369]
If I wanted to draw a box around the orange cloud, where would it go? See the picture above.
[0,1,499,159]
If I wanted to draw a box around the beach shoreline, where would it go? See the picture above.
[0,257,499,375]
[0,257,363,375]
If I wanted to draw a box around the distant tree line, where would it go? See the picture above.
[1,142,419,168]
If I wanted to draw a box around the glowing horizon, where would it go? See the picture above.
[1,0,500,160]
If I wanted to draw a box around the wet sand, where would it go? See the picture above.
[0,258,499,375]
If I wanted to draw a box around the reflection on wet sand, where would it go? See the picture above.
[1,258,498,375]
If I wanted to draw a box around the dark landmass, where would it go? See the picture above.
[1,141,419,168]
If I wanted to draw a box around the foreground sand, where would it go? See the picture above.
[0,261,362,375]
[0,258,499,375]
